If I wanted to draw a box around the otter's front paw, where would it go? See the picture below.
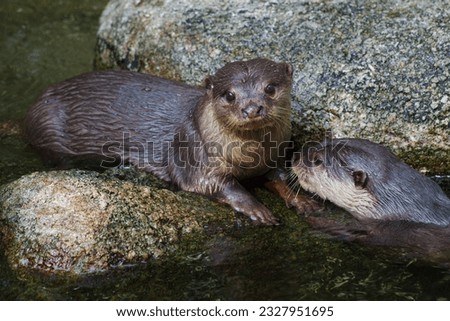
[287,195,323,214]
[232,200,279,225]
[247,205,280,226]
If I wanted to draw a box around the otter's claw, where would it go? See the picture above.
[247,206,280,225]
[232,199,279,225]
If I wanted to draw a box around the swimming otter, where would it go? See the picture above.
[292,138,450,225]
[291,138,450,261]
[25,58,319,225]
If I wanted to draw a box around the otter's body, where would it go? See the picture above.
[26,59,316,224]
[292,138,450,261]
[293,138,450,226]
[25,71,204,181]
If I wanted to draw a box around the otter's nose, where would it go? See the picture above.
[242,105,264,119]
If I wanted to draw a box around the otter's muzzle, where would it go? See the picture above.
[241,104,264,119]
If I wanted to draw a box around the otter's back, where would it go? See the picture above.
[25,71,205,176]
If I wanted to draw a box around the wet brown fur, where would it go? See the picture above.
[292,138,450,262]
[26,58,303,224]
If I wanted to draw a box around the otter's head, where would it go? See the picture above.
[204,58,293,131]
[293,138,450,224]
[292,139,378,220]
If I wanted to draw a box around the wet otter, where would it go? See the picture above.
[292,138,450,225]
[25,58,319,225]
[291,138,450,261]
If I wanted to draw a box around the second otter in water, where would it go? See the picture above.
[292,138,450,226]
[291,138,450,263]
[25,58,319,225]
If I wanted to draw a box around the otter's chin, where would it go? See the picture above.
[231,116,278,131]
[294,173,313,192]
[239,122,272,131]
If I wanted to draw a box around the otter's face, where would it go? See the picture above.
[291,141,376,219]
[205,58,293,131]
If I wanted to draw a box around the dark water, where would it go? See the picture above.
[0,0,108,120]
[1,0,450,301]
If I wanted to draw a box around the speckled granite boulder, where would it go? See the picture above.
[95,0,449,172]
[0,170,231,274]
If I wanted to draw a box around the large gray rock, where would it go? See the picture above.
[0,170,232,274]
[95,0,449,172]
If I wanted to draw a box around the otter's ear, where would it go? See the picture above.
[203,76,214,92]
[352,170,368,189]
[284,63,294,78]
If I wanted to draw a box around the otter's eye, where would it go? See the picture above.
[224,91,236,103]
[264,83,276,96]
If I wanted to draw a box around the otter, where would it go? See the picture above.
[292,138,450,225]
[291,138,450,261]
[25,58,319,225]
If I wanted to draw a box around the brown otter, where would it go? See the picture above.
[292,138,450,225]
[25,58,319,225]
[291,138,450,261]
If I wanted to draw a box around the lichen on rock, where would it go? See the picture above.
[0,169,232,274]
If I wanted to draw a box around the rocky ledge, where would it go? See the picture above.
[0,169,234,274]
[95,0,449,172]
